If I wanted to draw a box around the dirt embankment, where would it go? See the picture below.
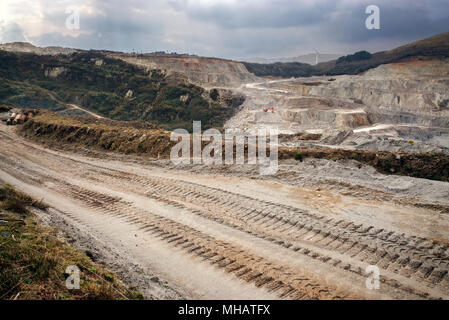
[3,123,449,300]
[19,112,449,182]
[0,105,11,113]
[280,148,449,182]
[20,112,175,158]
[0,183,142,300]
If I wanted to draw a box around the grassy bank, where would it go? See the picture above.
[20,111,175,158]
[0,183,143,300]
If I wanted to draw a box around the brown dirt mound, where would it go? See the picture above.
[20,112,175,158]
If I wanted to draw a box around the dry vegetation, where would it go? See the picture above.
[0,183,143,300]
[20,111,174,157]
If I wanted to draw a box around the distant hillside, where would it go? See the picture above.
[0,42,79,55]
[0,50,244,131]
[243,62,315,78]
[243,31,449,78]
[0,42,258,87]
[114,53,258,87]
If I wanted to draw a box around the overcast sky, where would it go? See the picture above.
[1,0,449,59]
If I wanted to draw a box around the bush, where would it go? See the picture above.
[0,184,48,215]
[210,89,219,101]
[336,51,372,64]
[1,198,29,215]
[295,152,305,162]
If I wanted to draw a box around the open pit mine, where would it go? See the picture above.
[1,34,449,300]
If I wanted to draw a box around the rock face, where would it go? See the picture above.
[113,54,259,87]
[307,59,449,114]
[44,67,67,79]
[281,108,369,129]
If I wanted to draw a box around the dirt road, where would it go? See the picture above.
[67,104,105,119]
[1,123,448,300]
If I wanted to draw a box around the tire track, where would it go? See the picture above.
[92,170,449,297]
[52,181,355,300]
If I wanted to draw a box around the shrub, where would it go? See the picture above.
[1,198,29,215]
[210,89,219,101]
[295,152,305,162]
[0,184,48,215]
[336,51,372,64]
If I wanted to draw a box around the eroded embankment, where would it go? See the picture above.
[280,148,449,182]
[19,112,449,182]
[3,124,449,300]
[20,112,175,158]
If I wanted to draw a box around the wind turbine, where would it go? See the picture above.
[313,48,320,65]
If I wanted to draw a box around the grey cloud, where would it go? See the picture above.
[330,1,449,43]
[171,0,339,29]
[0,21,26,43]
[4,0,449,59]
[33,2,165,52]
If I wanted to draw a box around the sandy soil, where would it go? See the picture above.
[1,123,449,300]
